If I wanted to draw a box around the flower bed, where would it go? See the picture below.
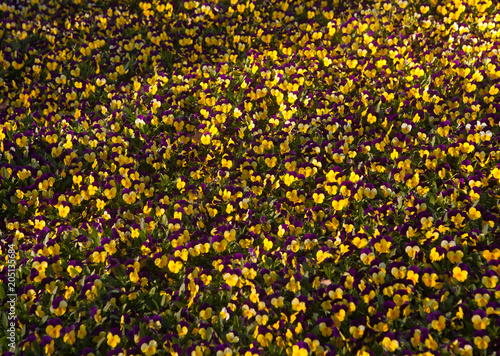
[1,0,500,355]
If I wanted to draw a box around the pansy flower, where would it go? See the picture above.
[381,332,399,352]
[474,330,490,350]
[4,0,500,354]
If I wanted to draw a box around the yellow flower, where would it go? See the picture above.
[201,133,211,145]
[475,293,490,307]
[34,219,46,230]
[468,207,481,220]
[332,198,348,211]
[387,306,400,321]
[52,300,67,316]
[474,335,490,350]
[316,250,333,264]
[256,331,273,347]
[63,329,76,345]
[425,334,438,350]
[104,240,117,255]
[472,315,490,330]
[221,156,233,169]
[46,325,62,339]
[447,250,463,264]
[292,345,308,356]
[58,205,70,218]
[350,325,365,339]
[429,247,443,262]
[411,329,421,348]
[168,260,183,274]
[431,315,446,332]
[96,199,106,210]
[451,213,465,227]
[291,298,306,313]
[391,267,406,279]
[141,340,158,356]
[216,347,234,356]
[375,238,391,254]
[381,337,399,352]
[44,339,55,355]
[263,238,273,251]
[372,270,386,285]
[283,173,296,186]
[223,273,239,287]
[317,322,332,336]
[77,325,87,339]
[482,275,498,288]
[200,308,212,320]
[422,273,438,287]
[107,333,120,347]
[123,191,137,204]
[407,270,419,285]
[286,276,301,292]
[453,267,468,282]
[226,332,239,343]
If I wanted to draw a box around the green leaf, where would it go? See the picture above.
[51,286,59,297]
[0,284,5,300]
[397,194,403,209]
[206,327,213,342]
[377,293,385,308]
[1,313,8,330]
[68,267,80,277]
[0,336,8,349]
[96,336,106,350]
[175,308,182,321]
[264,256,274,267]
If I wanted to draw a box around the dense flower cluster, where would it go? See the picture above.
[1,0,500,355]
